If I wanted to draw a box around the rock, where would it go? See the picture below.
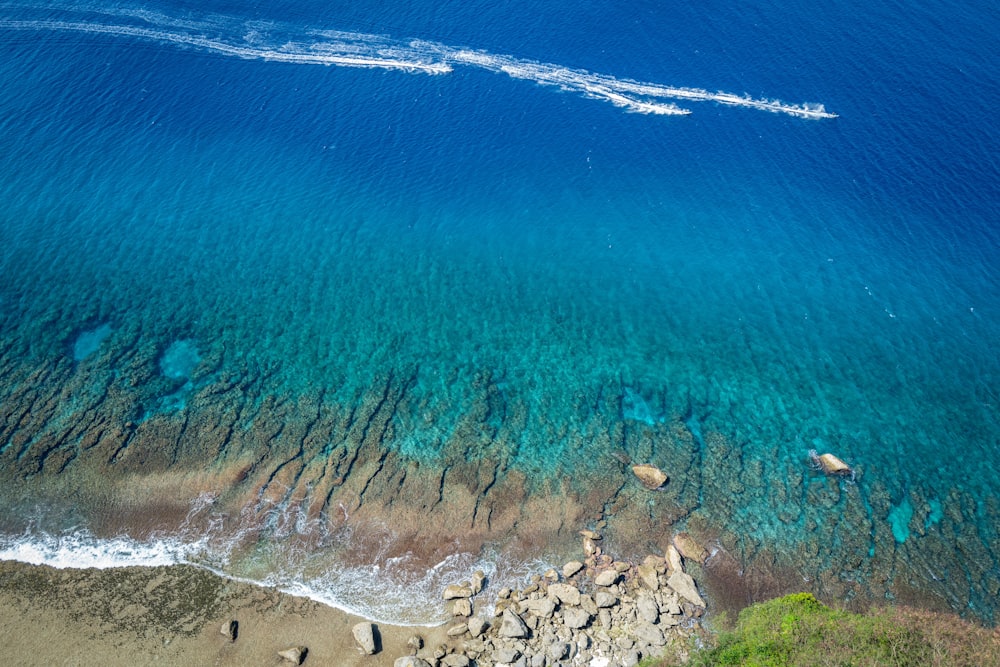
[594,590,618,607]
[441,654,471,667]
[594,570,619,587]
[579,593,598,615]
[547,583,581,606]
[672,533,708,564]
[623,649,642,666]
[598,609,612,629]
[579,529,602,541]
[529,654,546,667]
[809,449,855,477]
[562,560,584,578]
[471,570,487,594]
[547,641,569,660]
[612,561,631,573]
[636,564,659,591]
[443,584,474,600]
[563,607,592,629]
[468,615,487,637]
[447,623,468,637]
[583,537,599,557]
[495,646,521,663]
[522,596,556,618]
[665,544,684,573]
[543,568,560,582]
[278,646,308,664]
[634,622,666,646]
[453,599,472,617]
[394,658,432,667]
[637,593,659,623]
[406,635,424,651]
[499,608,529,638]
[668,571,706,607]
[498,587,512,599]
[352,622,379,655]
[631,464,668,490]
[219,619,238,642]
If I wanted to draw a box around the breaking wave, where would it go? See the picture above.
[0,493,552,626]
[0,4,836,119]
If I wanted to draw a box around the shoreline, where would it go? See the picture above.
[0,530,711,666]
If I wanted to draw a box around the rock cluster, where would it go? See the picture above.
[392,531,707,667]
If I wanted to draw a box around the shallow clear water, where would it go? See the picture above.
[1,0,998,623]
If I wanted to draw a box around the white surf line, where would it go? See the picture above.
[0,12,836,119]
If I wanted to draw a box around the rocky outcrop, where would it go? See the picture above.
[390,530,707,666]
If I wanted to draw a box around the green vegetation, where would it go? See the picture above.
[641,593,1000,667]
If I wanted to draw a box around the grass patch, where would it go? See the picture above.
[641,593,1000,666]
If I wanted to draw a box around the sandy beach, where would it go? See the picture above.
[0,560,456,667]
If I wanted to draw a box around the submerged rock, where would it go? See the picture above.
[632,463,668,490]
[672,532,708,564]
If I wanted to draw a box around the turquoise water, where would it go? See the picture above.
[1,0,998,623]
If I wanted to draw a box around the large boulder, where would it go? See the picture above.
[443,584,474,600]
[352,622,379,655]
[499,608,529,638]
[395,658,432,667]
[563,607,592,629]
[278,646,308,664]
[594,570,619,587]
[547,583,581,606]
[668,571,706,607]
[522,596,556,618]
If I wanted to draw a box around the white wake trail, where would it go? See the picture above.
[0,6,836,119]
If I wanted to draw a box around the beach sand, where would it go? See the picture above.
[0,560,453,666]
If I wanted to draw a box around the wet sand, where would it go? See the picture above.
[0,560,454,666]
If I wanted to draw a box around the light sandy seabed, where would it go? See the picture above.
[0,560,454,666]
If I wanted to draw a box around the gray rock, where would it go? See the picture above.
[594,570,619,587]
[594,590,618,608]
[529,654,546,667]
[637,592,659,624]
[278,646,308,664]
[579,593,598,615]
[471,570,487,594]
[443,584,474,600]
[352,622,378,655]
[441,654,471,667]
[394,658,432,667]
[447,623,468,637]
[624,649,642,666]
[522,596,556,618]
[220,619,238,642]
[495,646,521,663]
[499,608,529,638]
[468,615,487,637]
[562,560,584,578]
[667,571,706,607]
[633,622,666,646]
[563,607,592,629]
[636,564,659,591]
[547,641,569,660]
[598,609,612,629]
[547,583,581,606]
[453,598,472,617]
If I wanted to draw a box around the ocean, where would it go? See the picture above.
[1,0,998,625]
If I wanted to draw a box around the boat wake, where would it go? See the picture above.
[0,4,837,119]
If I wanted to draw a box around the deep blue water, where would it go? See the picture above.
[1,0,998,623]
